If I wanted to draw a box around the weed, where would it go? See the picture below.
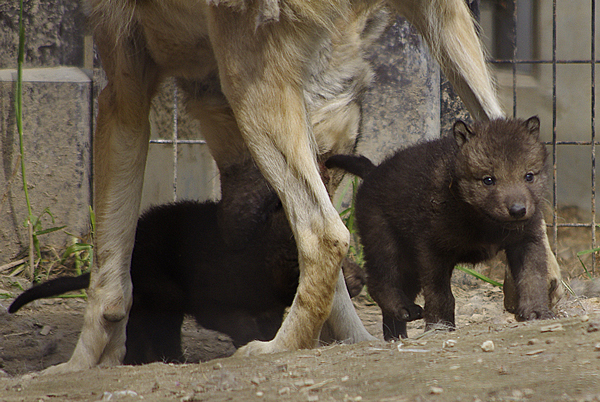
[455,265,502,287]
[4,0,94,291]
[336,176,365,266]
[575,247,597,279]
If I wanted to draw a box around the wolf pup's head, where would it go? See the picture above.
[452,117,549,224]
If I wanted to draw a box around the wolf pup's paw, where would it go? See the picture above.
[400,304,423,322]
[515,307,555,322]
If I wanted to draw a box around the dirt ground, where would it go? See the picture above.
[1,208,600,401]
[1,268,600,402]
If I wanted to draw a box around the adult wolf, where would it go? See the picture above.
[43,0,560,373]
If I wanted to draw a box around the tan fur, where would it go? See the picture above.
[42,0,560,374]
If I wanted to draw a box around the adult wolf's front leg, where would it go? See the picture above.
[207,6,350,355]
[43,25,161,374]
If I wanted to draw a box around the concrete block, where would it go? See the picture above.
[359,17,440,163]
[0,0,86,69]
[0,67,92,265]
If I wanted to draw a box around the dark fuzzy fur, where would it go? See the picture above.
[9,168,365,364]
[326,117,553,340]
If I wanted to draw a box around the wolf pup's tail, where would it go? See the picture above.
[8,273,91,313]
[325,154,376,178]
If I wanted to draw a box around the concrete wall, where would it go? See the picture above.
[0,1,219,264]
[0,68,92,264]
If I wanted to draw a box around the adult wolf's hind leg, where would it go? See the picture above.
[320,270,377,344]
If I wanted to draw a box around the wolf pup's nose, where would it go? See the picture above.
[509,203,527,219]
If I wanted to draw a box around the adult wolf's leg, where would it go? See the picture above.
[43,23,161,374]
[206,6,350,354]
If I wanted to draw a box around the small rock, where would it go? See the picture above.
[341,376,350,382]
[470,313,484,323]
[527,338,539,345]
[481,340,495,352]
[541,323,564,333]
[443,339,457,348]
[39,326,51,336]
[525,349,545,356]
[180,393,197,402]
[213,363,223,370]
[430,386,444,395]
[594,343,600,351]
[587,322,600,333]
[278,387,291,395]
[102,390,139,401]
[307,395,319,402]
[20,373,39,381]
[256,391,264,397]
[522,389,535,397]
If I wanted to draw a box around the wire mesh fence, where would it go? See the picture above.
[484,0,598,274]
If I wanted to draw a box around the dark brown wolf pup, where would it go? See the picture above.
[326,117,554,340]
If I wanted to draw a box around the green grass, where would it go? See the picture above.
[575,247,597,279]
[455,265,502,287]
[7,0,94,291]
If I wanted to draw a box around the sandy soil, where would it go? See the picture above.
[1,269,600,402]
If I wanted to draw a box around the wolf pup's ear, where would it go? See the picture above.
[525,116,541,138]
[453,120,474,147]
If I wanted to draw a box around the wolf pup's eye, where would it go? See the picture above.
[525,172,535,182]
[482,176,496,186]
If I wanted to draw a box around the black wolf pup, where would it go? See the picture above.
[11,197,297,364]
[9,168,365,364]
[326,117,554,340]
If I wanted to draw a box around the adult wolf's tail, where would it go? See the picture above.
[8,273,90,313]
[325,154,376,178]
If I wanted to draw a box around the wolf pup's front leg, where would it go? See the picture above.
[505,231,555,321]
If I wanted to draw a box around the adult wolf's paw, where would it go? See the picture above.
[235,339,287,357]
[41,361,88,376]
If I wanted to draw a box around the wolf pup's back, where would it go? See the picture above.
[327,117,553,340]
